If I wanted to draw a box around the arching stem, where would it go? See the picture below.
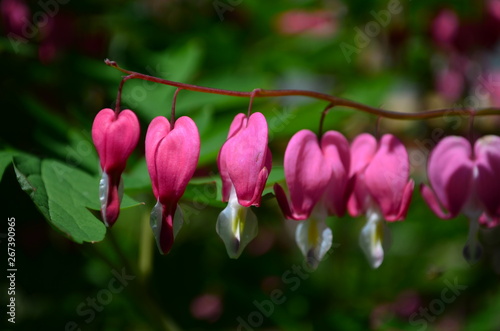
[105,59,500,120]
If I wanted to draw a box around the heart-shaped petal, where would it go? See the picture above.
[426,136,474,218]
[475,135,500,218]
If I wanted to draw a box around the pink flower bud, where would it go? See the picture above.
[145,116,200,254]
[92,108,140,227]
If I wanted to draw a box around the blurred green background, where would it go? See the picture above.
[1,0,500,330]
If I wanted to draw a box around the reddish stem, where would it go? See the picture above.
[171,88,181,128]
[105,59,500,120]
[318,103,335,137]
[247,88,261,118]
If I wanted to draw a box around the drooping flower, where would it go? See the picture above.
[146,116,200,255]
[274,129,352,268]
[421,135,500,263]
[216,112,272,259]
[348,133,414,268]
[92,108,140,227]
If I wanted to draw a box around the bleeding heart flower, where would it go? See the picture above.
[216,112,272,259]
[421,135,500,263]
[431,9,459,47]
[146,116,200,255]
[348,133,414,268]
[274,129,352,268]
[92,108,140,227]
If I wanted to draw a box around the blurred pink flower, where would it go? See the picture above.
[38,13,75,64]
[435,67,464,101]
[421,135,500,220]
[431,9,459,46]
[477,69,500,107]
[421,135,500,262]
[1,0,30,36]
[190,294,222,322]
[488,0,500,21]
[275,10,337,37]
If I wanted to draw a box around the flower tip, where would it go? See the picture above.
[462,241,483,265]
[98,172,124,228]
[150,201,184,255]
[306,250,320,270]
[358,211,390,269]
[295,217,332,269]
[216,202,258,259]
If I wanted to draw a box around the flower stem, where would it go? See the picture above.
[114,75,133,115]
[247,88,261,118]
[138,209,154,283]
[318,102,335,137]
[170,88,181,127]
[105,59,500,120]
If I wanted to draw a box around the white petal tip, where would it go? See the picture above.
[216,203,258,259]
[295,218,332,269]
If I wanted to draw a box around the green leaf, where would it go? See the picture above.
[13,154,50,221]
[13,155,105,243]
[13,155,141,244]
[0,151,15,180]
[183,175,225,208]
[41,159,107,243]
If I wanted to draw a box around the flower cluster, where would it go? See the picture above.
[92,108,200,255]
[92,107,500,266]
[275,131,414,269]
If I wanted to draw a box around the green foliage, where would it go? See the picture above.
[6,153,139,244]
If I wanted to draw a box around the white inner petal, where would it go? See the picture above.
[358,209,388,269]
[463,211,483,265]
[216,187,258,259]
[295,210,332,270]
